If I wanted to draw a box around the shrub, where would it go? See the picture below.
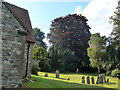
[111,69,120,78]
[32,64,40,75]
[106,70,111,75]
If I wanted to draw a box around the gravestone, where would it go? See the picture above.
[68,78,70,80]
[96,76,99,84]
[91,77,94,84]
[96,74,107,84]
[55,70,60,78]
[107,78,109,83]
[86,76,90,84]
[99,74,103,83]
[103,74,106,83]
[44,73,48,77]
[81,76,85,83]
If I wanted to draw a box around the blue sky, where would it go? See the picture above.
[4,0,118,44]
[3,2,89,34]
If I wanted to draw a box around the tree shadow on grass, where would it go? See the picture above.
[62,73,98,76]
[59,77,70,80]
[100,82,117,85]
[22,75,115,89]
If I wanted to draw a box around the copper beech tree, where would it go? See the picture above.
[47,14,91,71]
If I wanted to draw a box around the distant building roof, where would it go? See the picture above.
[3,2,36,43]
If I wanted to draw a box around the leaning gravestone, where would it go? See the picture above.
[86,76,90,84]
[81,76,85,83]
[91,77,94,84]
[55,70,60,78]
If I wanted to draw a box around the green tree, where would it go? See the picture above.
[33,46,51,71]
[108,1,120,77]
[47,14,91,70]
[33,28,47,49]
[48,45,77,72]
[110,0,120,70]
[48,45,64,71]
[105,43,120,70]
[87,33,107,74]
[62,49,78,72]
[110,1,120,46]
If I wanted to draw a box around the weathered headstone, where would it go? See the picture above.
[107,78,109,83]
[96,76,99,84]
[91,77,94,84]
[103,74,106,83]
[55,70,60,78]
[44,73,48,77]
[99,74,103,83]
[96,74,107,84]
[68,78,70,80]
[81,76,85,83]
[86,76,90,84]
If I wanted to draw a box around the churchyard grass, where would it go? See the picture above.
[22,72,119,89]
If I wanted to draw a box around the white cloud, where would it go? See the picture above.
[4,0,91,2]
[75,0,118,37]
[75,6,82,15]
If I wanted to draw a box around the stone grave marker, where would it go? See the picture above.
[55,70,60,78]
[44,73,48,77]
[99,74,103,83]
[96,74,107,84]
[96,76,99,84]
[86,76,90,84]
[103,74,106,83]
[67,78,70,80]
[107,78,109,83]
[91,77,94,84]
[81,76,85,83]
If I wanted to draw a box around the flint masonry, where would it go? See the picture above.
[0,0,35,88]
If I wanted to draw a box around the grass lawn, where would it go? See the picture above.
[22,72,119,89]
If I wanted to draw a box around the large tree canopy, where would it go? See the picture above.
[47,14,91,70]
[110,1,120,46]
[48,45,78,72]
[32,46,51,71]
[33,28,47,49]
[87,33,107,74]
[106,1,120,76]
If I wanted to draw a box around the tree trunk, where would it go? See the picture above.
[97,58,101,74]
[98,66,100,74]
[76,68,79,73]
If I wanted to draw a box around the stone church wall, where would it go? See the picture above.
[23,42,34,78]
[27,43,34,77]
[1,3,27,88]
[0,0,3,89]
